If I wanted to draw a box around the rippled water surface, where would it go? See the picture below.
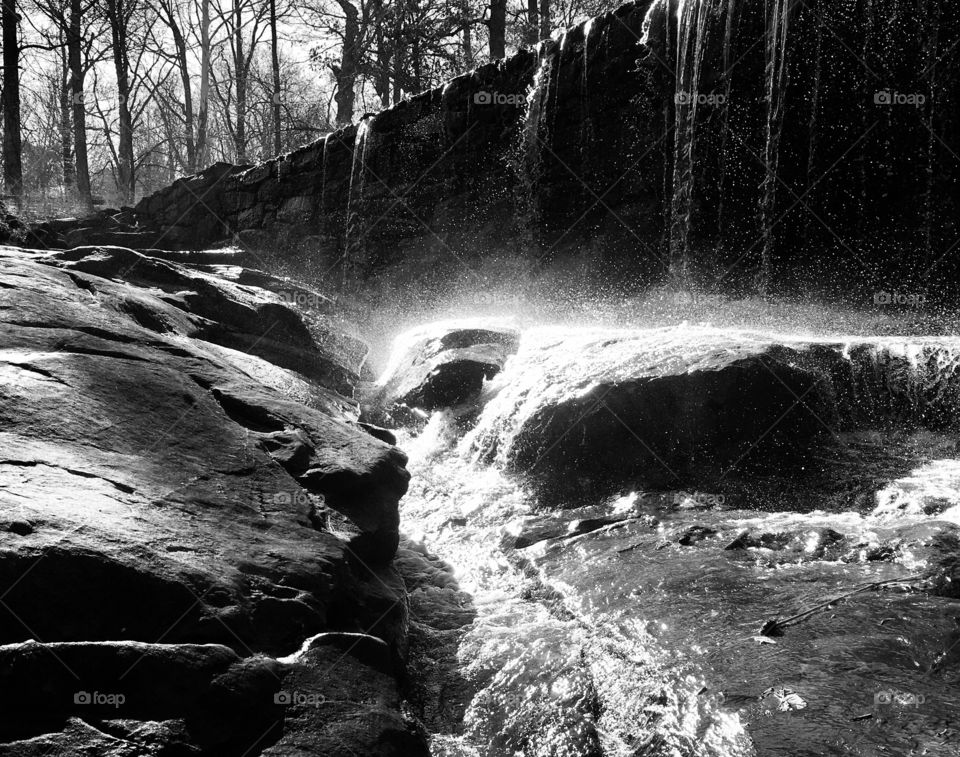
[393,325,960,756]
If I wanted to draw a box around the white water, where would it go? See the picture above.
[394,322,960,756]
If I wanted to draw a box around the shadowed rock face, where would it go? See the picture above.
[0,246,427,756]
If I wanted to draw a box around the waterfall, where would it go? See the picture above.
[758,0,791,293]
[580,19,596,199]
[344,118,373,288]
[838,341,960,430]
[319,132,333,218]
[923,1,942,266]
[519,44,555,245]
[668,0,714,285]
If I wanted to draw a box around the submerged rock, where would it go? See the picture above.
[0,246,424,755]
[363,323,520,426]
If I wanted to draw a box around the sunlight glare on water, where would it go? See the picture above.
[391,318,960,756]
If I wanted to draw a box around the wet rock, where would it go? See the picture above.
[503,512,635,550]
[470,329,841,501]
[0,640,281,749]
[676,524,718,546]
[264,633,429,757]
[724,529,751,550]
[872,459,960,520]
[363,325,520,427]
[395,542,476,733]
[0,247,420,754]
[921,527,960,598]
[36,245,362,394]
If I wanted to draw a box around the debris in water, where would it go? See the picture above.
[759,574,926,636]
[761,687,808,712]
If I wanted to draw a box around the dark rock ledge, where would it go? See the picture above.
[0,245,428,756]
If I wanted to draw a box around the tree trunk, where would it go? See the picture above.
[2,0,22,199]
[392,2,403,103]
[411,36,421,93]
[489,0,506,60]
[68,0,92,209]
[106,0,135,204]
[164,1,196,172]
[539,0,549,40]
[375,38,390,108]
[269,0,281,154]
[333,0,358,126]
[372,0,389,108]
[524,0,538,45]
[232,0,246,161]
[59,47,74,189]
[196,0,211,167]
[463,23,473,67]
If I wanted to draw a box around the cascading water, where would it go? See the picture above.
[517,44,555,245]
[580,19,596,199]
[666,0,714,284]
[319,131,333,218]
[388,318,960,757]
[633,0,960,292]
[344,118,375,288]
[758,0,790,294]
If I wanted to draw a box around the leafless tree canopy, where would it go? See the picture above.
[2,0,621,210]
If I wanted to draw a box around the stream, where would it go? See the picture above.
[386,322,960,757]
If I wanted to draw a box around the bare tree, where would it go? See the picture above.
[197,0,211,165]
[331,0,359,125]
[210,0,268,162]
[268,0,280,153]
[104,0,137,202]
[34,0,104,207]
[2,0,23,198]
[488,0,504,59]
[57,37,74,189]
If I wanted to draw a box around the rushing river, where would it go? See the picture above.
[387,323,960,757]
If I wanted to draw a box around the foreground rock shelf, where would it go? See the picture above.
[0,245,427,756]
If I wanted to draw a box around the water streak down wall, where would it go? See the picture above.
[120,0,960,296]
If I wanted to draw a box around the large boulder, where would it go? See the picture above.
[0,246,426,755]
[363,323,520,426]
[467,327,960,500]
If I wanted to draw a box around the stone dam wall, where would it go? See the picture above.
[31,0,960,298]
